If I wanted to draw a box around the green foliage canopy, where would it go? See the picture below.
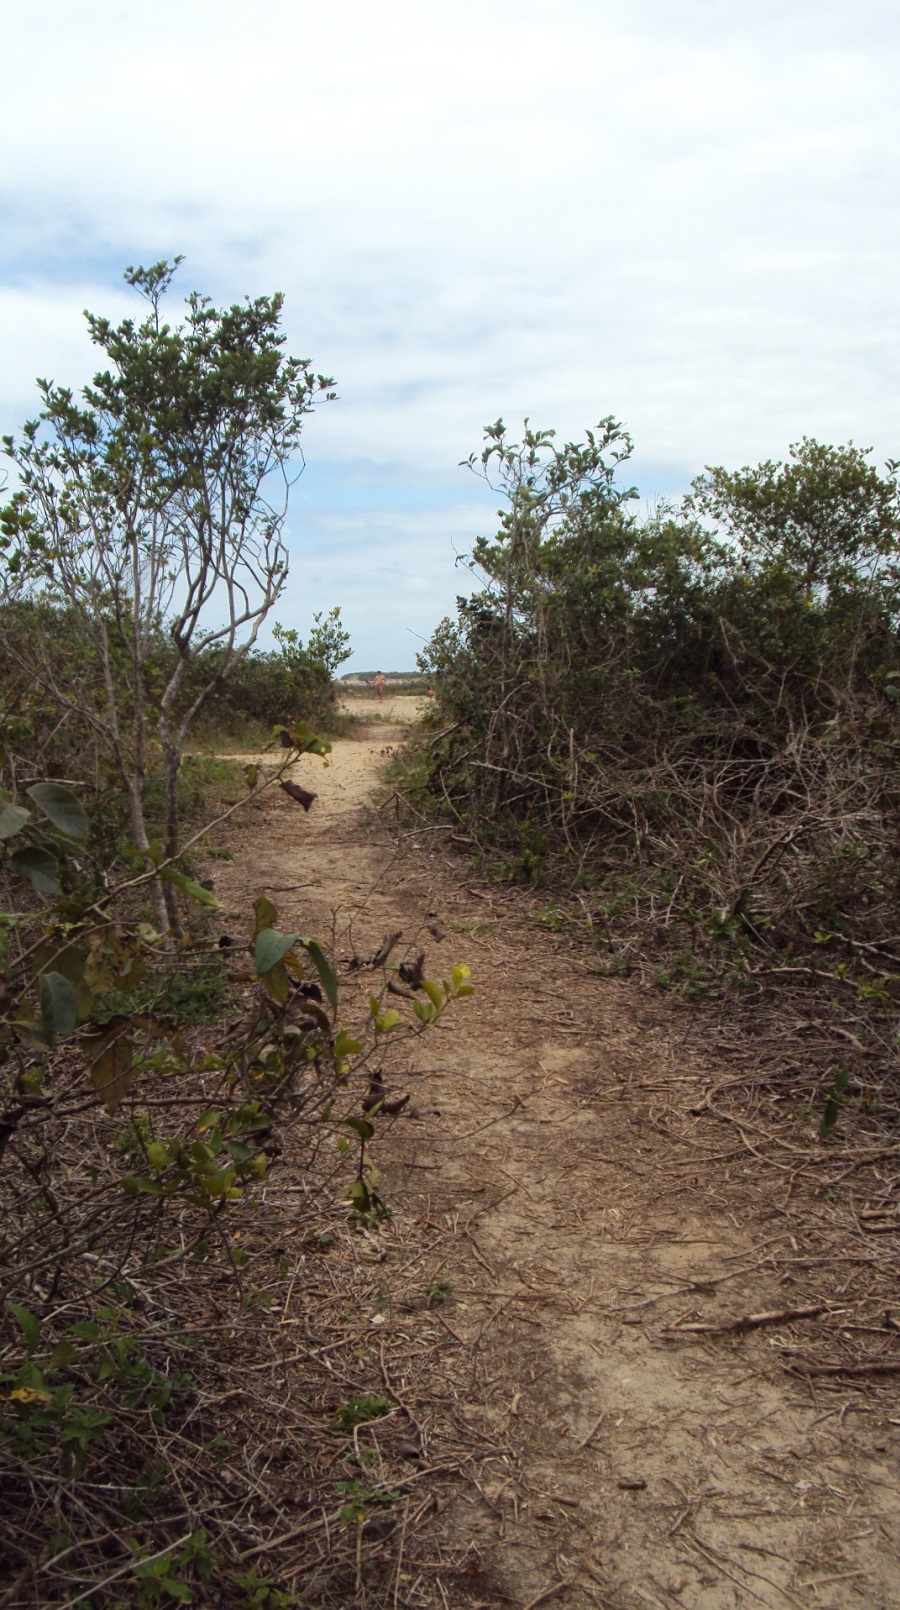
[1,259,336,933]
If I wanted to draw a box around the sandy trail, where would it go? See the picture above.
[210,701,898,1610]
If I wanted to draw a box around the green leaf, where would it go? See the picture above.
[300,939,338,1011]
[333,1029,363,1058]
[39,972,78,1044]
[820,1098,840,1138]
[273,722,331,757]
[9,1303,41,1354]
[10,845,60,894]
[344,1116,375,1140]
[374,1009,400,1034]
[0,802,30,840]
[331,1392,389,1429]
[412,1000,435,1024]
[346,1180,371,1213]
[820,1068,851,1139]
[48,1340,77,1369]
[421,980,443,1012]
[255,928,298,977]
[26,783,88,842]
[136,1177,165,1195]
[159,865,221,907]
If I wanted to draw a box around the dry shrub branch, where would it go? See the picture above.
[0,756,473,1606]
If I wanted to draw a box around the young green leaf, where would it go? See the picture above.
[333,1029,364,1058]
[820,1067,851,1139]
[9,1302,41,1354]
[48,1340,77,1369]
[159,1580,192,1602]
[421,979,443,1012]
[159,865,221,907]
[345,1115,375,1141]
[346,1180,371,1214]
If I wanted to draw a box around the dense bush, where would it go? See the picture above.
[0,598,350,781]
[184,611,351,738]
[415,421,900,1019]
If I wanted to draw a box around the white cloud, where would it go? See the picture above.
[278,501,492,671]
[2,0,899,663]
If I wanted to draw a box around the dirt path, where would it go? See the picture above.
[211,701,898,1610]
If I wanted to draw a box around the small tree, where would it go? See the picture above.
[686,438,900,596]
[2,260,335,931]
[453,417,636,807]
[273,606,352,680]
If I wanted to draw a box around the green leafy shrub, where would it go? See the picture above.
[410,420,900,1127]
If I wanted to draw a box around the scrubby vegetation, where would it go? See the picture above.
[0,598,352,762]
[411,418,900,1126]
[4,247,896,1598]
[0,265,469,1606]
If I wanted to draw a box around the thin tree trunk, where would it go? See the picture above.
[97,611,169,932]
[158,659,188,938]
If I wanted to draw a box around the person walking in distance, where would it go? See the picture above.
[374,672,386,702]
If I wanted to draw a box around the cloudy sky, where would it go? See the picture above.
[2,0,898,668]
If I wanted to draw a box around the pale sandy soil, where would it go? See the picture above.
[207,703,899,1610]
